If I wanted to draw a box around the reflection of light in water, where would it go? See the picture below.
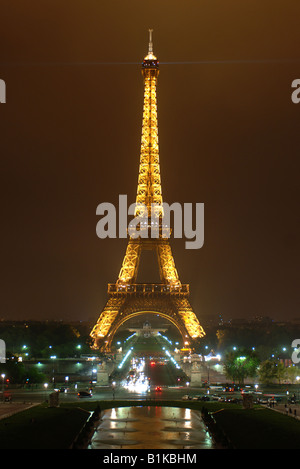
[90,407,215,449]
[119,407,130,420]
[110,408,117,429]
[184,408,192,429]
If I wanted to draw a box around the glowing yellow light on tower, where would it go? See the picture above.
[90,30,205,351]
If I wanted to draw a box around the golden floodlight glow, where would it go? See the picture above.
[90,30,205,351]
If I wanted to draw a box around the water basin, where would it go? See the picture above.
[89,406,214,449]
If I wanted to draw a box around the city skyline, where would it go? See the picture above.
[0,1,299,325]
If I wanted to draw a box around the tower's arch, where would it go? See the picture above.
[103,309,190,352]
[90,288,205,352]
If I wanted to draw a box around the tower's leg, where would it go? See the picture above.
[90,296,127,351]
[156,241,180,286]
[117,240,141,285]
[172,297,206,339]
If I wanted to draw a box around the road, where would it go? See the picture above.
[2,384,194,404]
[0,357,192,404]
[0,358,244,404]
[3,354,289,407]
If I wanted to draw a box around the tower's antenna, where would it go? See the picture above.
[148,28,153,55]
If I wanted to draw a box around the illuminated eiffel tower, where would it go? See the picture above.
[90,30,205,352]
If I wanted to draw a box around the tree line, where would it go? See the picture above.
[222,348,300,386]
[0,321,93,358]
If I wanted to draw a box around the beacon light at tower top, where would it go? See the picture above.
[144,29,157,62]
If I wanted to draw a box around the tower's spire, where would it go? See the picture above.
[148,28,153,55]
[144,28,157,60]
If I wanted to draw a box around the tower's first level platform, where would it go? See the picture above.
[108,283,189,295]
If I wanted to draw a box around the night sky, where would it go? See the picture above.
[0,1,299,325]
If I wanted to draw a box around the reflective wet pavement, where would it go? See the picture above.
[88,406,215,449]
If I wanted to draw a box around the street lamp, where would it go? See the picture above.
[44,383,48,401]
[1,374,5,402]
[296,376,300,401]
[65,376,69,391]
[112,381,116,400]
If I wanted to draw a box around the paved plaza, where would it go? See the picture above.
[0,402,38,421]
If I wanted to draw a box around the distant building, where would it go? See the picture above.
[129,321,167,338]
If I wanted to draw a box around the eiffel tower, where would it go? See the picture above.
[90,30,205,352]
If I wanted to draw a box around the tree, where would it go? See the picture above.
[275,362,287,384]
[258,360,287,384]
[0,360,45,384]
[257,360,277,385]
[286,365,300,384]
[223,349,260,385]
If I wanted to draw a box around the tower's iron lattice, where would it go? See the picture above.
[90,30,205,352]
